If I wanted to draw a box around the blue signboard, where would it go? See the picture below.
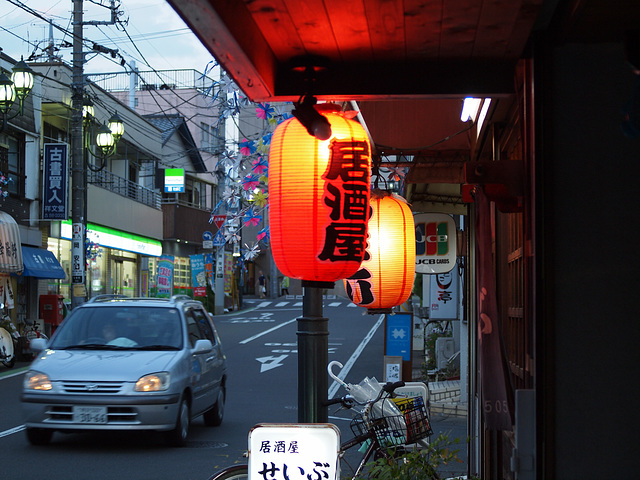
[385,313,412,361]
[42,143,68,220]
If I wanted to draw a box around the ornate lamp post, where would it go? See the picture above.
[70,95,124,308]
[0,57,34,132]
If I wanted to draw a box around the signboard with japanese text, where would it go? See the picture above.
[42,143,68,220]
[190,254,206,297]
[71,222,84,284]
[429,269,459,320]
[248,424,340,480]
[212,215,226,229]
[164,168,185,193]
[156,255,175,297]
[204,253,214,286]
[414,213,457,274]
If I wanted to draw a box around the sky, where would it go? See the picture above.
[0,0,216,75]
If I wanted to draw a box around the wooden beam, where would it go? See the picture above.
[275,59,517,101]
[166,0,277,101]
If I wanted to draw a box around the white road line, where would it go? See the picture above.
[0,366,28,380]
[239,317,298,344]
[275,302,289,307]
[327,302,342,307]
[328,314,385,399]
[0,425,25,438]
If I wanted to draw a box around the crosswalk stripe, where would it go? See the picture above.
[247,300,351,308]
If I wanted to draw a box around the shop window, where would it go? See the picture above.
[0,136,24,196]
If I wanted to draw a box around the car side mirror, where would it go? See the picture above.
[30,337,48,352]
[193,338,213,353]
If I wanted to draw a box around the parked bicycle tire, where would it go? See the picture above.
[207,464,248,480]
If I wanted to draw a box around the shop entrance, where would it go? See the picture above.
[110,257,137,297]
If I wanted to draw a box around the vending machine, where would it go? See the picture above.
[39,294,65,334]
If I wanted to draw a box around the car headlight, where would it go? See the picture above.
[24,371,52,391]
[135,372,170,392]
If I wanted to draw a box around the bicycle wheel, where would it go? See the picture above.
[207,465,248,480]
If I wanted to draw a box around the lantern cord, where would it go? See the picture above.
[292,94,332,140]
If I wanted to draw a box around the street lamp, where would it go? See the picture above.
[0,57,34,132]
[82,97,125,163]
[71,95,125,309]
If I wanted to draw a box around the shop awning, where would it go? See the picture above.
[0,211,23,274]
[20,247,66,279]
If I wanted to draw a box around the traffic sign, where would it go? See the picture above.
[212,230,225,247]
[212,215,226,229]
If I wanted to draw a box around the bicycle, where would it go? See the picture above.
[23,321,48,360]
[207,371,433,480]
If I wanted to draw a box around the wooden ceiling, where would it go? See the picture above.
[167,0,640,211]
[167,0,546,102]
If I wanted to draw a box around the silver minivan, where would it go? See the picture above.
[21,295,227,447]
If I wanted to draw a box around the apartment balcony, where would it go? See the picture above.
[161,199,213,246]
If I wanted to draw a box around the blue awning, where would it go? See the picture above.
[20,247,66,279]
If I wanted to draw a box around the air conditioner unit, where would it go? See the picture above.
[435,337,456,371]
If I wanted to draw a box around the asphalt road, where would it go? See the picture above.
[0,296,467,480]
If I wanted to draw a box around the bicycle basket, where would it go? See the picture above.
[369,396,433,446]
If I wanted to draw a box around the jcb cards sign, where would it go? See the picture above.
[414,213,457,274]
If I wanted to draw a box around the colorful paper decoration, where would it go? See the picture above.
[345,191,416,313]
[269,104,371,282]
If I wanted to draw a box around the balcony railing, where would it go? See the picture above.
[88,169,161,209]
[88,69,217,96]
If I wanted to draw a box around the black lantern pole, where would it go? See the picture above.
[298,280,332,423]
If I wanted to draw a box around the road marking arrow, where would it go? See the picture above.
[256,355,288,372]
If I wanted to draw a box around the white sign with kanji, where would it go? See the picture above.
[248,424,340,480]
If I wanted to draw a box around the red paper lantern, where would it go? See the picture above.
[344,191,416,313]
[269,105,371,282]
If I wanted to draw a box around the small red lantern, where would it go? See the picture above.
[269,104,371,282]
[344,190,416,313]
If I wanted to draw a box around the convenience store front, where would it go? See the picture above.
[49,221,162,300]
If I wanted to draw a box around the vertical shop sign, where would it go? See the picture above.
[190,254,206,297]
[429,269,459,320]
[71,223,84,284]
[204,253,214,287]
[42,143,68,220]
[157,255,175,297]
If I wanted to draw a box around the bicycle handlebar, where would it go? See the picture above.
[324,380,406,409]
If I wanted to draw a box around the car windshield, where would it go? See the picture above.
[49,306,183,350]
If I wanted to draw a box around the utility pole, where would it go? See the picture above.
[70,0,85,309]
[69,0,120,309]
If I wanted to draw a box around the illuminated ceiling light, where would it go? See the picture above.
[460,97,482,122]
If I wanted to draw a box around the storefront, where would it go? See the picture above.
[49,221,162,300]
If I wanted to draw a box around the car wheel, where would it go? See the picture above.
[166,396,190,447]
[203,385,225,427]
[26,427,53,446]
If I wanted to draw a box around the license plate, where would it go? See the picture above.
[72,406,108,424]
